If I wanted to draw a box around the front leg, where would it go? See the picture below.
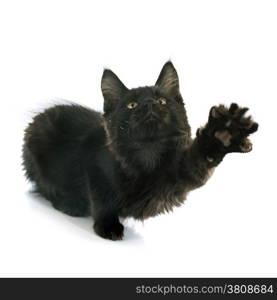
[86,172,124,241]
[182,103,258,188]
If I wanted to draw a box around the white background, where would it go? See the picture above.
[0,0,276,277]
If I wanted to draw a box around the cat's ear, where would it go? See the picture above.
[155,61,180,99]
[101,69,128,114]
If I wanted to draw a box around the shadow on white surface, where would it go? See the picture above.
[26,189,144,244]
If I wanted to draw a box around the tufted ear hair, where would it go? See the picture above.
[101,69,128,114]
[155,61,180,99]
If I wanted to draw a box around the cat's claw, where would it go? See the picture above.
[208,103,258,154]
[240,138,252,153]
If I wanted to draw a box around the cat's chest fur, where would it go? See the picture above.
[118,166,187,220]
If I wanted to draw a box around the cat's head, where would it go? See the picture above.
[101,61,190,170]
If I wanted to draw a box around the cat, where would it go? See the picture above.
[22,61,258,240]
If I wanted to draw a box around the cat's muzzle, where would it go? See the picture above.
[142,111,160,123]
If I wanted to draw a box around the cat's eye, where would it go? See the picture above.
[127,102,138,109]
[156,98,167,105]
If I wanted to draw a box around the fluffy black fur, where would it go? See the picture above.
[22,61,258,240]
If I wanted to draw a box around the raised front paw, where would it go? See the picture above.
[207,103,258,153]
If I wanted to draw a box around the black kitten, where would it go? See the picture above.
[22,61,258,240]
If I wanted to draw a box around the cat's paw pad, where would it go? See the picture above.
[94,220,124,241]
[208,103,258,153]
[214,130,232,147]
